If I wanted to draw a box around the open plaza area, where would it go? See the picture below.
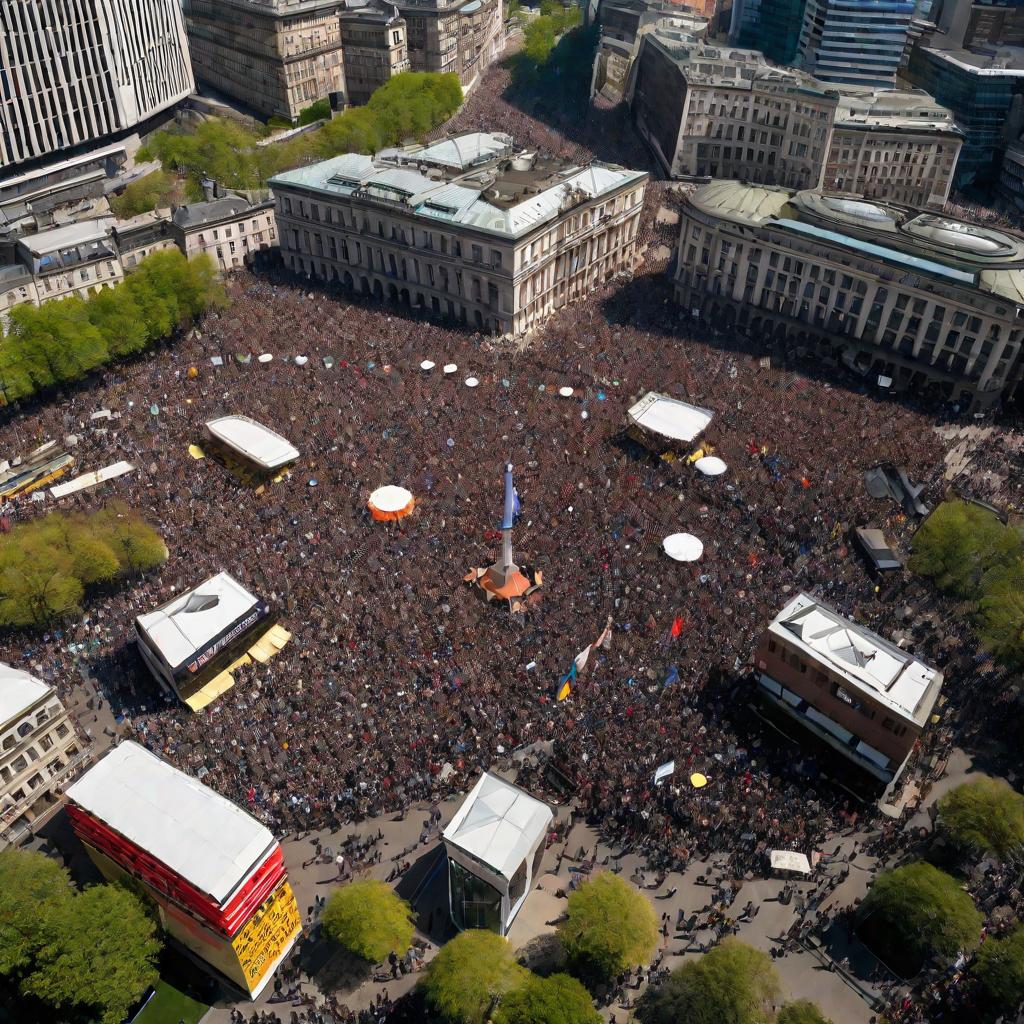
[3,17,1024,1024]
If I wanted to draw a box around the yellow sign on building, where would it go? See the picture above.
[232,880,302,994]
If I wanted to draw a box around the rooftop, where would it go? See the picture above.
[688,181,1024,304]
[172,195,266,230]
[270,132,647,240]
[0,664,51,731]
[919,45,1024,76]
[65,741,276,904]
[136,571,263,671]
[18,219,113,256]
[769,593,941,724]
[443,772,553,879]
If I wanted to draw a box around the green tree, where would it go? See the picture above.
[636,939,779,1024]
[0,851,160,1024]
[299,98,332,125]
[973,925,1024,1017]
[978,557,1024,669]
[108,169,179,218]
[938,777,1024,860]
[559,872,659,986]
[856,862,982,973]
[421,930,527,1024]
[0,537,84,627]
[909,501,1023,598]
[86,285,149,357]
[322,880,415,962]
[0,850,73,975]
[777,999,833,1024]
[23,884,160,1024]
[495,972,600,1024]
[91,504,169,574]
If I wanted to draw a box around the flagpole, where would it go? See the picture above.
[501,462,515,575]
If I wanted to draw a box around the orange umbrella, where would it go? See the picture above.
[368,485,415,522]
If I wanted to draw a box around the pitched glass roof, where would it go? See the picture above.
[775,219,976,284]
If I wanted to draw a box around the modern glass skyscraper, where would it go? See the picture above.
[797,0,916,87]
[733,0,809,64]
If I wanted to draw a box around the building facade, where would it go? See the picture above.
[16,221,126,305]
[825,91,962,207]
[732,0,808,64]
[754,593,943,784]
[907,45,1024,190]
[398,0,504,93]
[673,180,1024,408]
[0,665,90,847]
[183,0,348,122]
[630,36,962,208]
[170,195,278,273]
[0,0,194,172]
[797,0,916,88]
[270,133,647,335]
[339,2,410,105]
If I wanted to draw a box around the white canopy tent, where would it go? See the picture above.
[770,849,812,875]
[627,392,714,445]
[442,773,553,935]
[205,415,299,471]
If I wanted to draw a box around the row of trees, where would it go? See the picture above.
[518,0,582,66]
[850,777,1024,1019]
[321,874,831,1024]
[141,72,463,200]
[0,502,167,628]
[909,499,1024,667]
[0,850,160,1024]
[1,249,222,405]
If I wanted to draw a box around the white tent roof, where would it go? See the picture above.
[695,455,728,477]
[368,485,413,512]
[136,571,261,671]
[65,741,276,904]
[663,533,704,562]
[627,392,714,443]
[770,849,811,874]
[443,773,553,881]
[0,663,50,730]
[205,415,299,470]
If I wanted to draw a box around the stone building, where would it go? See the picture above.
[270,132,648,334]
[15,221,125,305]
[0,664,90,847]
[0,0,194,172]
[183,0,349,122]
[170,194,278,273]
[339,2,410,105]
[398,0,504,94]
[630,34,962,209]
[673,180,1024,409]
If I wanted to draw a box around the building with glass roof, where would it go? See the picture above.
[673,180,1024,408]
[269,132,649,335]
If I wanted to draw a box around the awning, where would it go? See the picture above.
[770,850,811,874]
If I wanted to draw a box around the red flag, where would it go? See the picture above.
[671,616,684,638]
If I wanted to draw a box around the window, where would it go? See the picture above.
[448,859,502,932]
[56,723,69,739]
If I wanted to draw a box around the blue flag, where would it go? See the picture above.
[664,665,680,688]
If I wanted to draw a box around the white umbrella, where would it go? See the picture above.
[258,353,273,363]
[695,456,727,477]
[465,377,479,388]
[294,355,309,366]
[420,360,435,371]
[663,533,704,562]
[443,363,458,374]
[559,386,574,398]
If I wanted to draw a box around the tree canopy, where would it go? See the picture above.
[142,73,463,200]
[777,999,833,1024]
[559,872,659,986]
[973,925,1024,1018]
[0,503,167,629]
[856,862,982,973]
[494,972,600,1024]
[636,939,779,1024]
[0,249,222,405]
[937,777,1024,860]
[420,929,526,1024]
[908,501,1024,669]
[0,850,160,1024]
[321,880,415,962]
[108,169,180,218]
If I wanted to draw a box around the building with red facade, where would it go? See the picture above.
[65,741,300,998]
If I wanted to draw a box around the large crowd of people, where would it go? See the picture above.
[1,35,1022,1024]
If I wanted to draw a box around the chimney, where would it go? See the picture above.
[200,177,216,202]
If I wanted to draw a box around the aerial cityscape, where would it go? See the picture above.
[2,1,1024,1024]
